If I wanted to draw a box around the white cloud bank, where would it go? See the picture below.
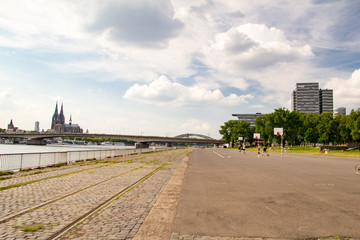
[123,75,253,106]
[180,119,211,132]
[325,69,360,109]
[204,23,314,73]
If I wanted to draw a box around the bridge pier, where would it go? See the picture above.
[27,139,46,145]
[135,143,149,149]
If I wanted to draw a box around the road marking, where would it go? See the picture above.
[298,226,309,231]
[265,205,278,215]
[315,183,335,186]
[213,151,225,158]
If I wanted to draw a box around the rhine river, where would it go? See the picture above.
[0,144,134,154]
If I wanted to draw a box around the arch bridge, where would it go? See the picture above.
[0,133,224,147]
[174,133,213,140]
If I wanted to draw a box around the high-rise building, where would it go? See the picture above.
[34,121,40,132]
[292,83,320,113]
[334,107,346,116]
[320,89,333,114]
[292,82,333,114]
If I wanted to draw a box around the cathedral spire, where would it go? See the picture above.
[51,102,59,129]
[59,103,65,125]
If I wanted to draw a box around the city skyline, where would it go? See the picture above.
[1,1,360,138]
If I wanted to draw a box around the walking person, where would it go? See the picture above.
[263,145,269,156]
[257,144,261,158]
[242,143,246,154]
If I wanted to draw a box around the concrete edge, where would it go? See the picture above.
[132,156,189,240]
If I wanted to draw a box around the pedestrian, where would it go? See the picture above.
[257,144,261,158]
[238,144,242,152]
[242,143,246,154]
[263,145,269,156]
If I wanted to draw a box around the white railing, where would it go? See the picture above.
[0,147,168,171]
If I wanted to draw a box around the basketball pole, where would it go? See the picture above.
[280,133,283,157]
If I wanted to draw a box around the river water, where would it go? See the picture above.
[0,144,134,154]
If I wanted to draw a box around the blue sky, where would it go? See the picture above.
[0,0,359,139]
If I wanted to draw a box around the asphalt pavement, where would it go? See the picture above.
[173,148,360,239]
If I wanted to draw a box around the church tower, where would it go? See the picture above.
[51,102,65,132]
[51,102,59,129]
[59,103,65,125]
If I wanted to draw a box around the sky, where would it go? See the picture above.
[0,0,360,139]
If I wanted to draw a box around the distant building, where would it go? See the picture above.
[292,82,333,114]
[334,107,346,116]
[6,119,18,133]
[34,121,40,132]
[319,89,333,114]
[51,102,83,133]
[232,113,265,127]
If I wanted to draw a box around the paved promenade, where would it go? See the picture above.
[171,148,360,239]
[1,148,359,239]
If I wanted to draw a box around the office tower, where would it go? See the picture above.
[292,83,333,114]
[35,121,40,132]
[320,89,333,114]
[292,83,320,114]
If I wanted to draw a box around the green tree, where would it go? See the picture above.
[316,112,335,144]
[347,109,360,142]
[334,115,351,144]
[301,113,319,145]
[219,120,252,145]
[255,113,276,144]
[286,111,303,145]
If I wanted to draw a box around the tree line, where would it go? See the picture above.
[219,108,360,146]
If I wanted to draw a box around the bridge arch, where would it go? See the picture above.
[174,133,213,140]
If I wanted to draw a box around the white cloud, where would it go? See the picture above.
[87,0,183,48]
[123,75,253,106]
[204,23,314,73]
[325,69,360,109]
[0,88,11,104]
[0,1,92,52]
[180,119,210,133]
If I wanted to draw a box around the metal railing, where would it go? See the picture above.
[0,147,167,172]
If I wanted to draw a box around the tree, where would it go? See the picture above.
[255,114,276,144]
[334,115,350,144]
[316,112,335,144]
[347,109,360,142]
[301,113,319,145]
[286,111,303,145]
[219,120,252,145]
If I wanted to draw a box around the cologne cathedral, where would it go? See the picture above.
[51,102,83,133]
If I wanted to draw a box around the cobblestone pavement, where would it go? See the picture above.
[0,154,142,188]
[0,156,144,220]
[0,149,190,239]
